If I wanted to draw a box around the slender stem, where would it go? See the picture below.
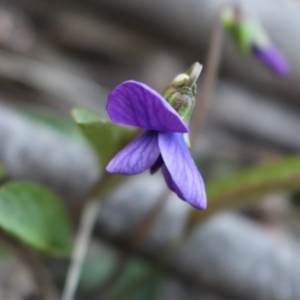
[72,172,108,223]
[190,3,226,146]
[66,130,137,297]
[63,174,128,300]
[61,200,101,300]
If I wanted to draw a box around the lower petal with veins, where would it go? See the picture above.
[106,130,160,175]
[158,132,207,210]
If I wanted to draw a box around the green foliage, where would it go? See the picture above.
[189,156,300,227]
[72,108,138,169]
[0,182,72,256]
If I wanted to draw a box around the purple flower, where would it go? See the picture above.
[222,7,290,77]
[252,44,290,77]
[106,80,206,210]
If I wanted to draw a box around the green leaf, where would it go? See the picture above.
[0,181,72,256]
[189,156,300,227]
[72,108,101,123]
[72,108,138,168]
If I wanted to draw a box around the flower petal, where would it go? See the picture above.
[107,80,189,133]
[158,132,206,210]
[252,44,290,77]
[161,164,184,199]
[106,130,160,175]
[150,155,164,174]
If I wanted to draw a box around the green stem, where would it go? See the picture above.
[72,172,126,223]
[61,200,101,300]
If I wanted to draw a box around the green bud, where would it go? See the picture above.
[162,62,202,148]
[221,6,270,54]
[162,62,202,126]
[172,74,189,87]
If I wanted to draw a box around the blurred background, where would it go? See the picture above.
[0,0,300,299]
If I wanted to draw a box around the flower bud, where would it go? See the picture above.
[162,62,202,126]
[222,6,269,54]
[222,6,290,76]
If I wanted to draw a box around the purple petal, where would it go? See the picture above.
[252,44,290,77]
[106,130,160,175]
[150,155,164,174]
[161,164,184,199]
[158,132,206,210]
[106,80,189,133]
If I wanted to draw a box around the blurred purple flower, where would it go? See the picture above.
[106,80,206,210]
[222,7,291,77]
[252,44,290,77]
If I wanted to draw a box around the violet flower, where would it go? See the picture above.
[251,44,290,77]
[106,69,206,210]
[222,7,290,77]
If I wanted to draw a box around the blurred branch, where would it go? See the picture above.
[190,2,225,145]
[61,200,101,300]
